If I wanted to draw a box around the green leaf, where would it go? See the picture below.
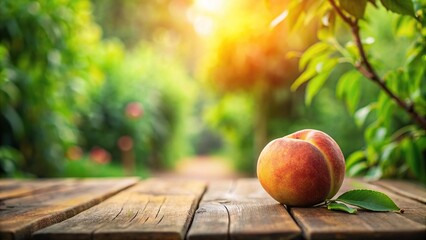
[336,70,362,114]
[305,72,329,105]
[380,0,416,17]
[401,138,425,181]
[328,202,358,214]
[336,70,361,99]
[377,93,395,129]
[339,0,368,19]
[347,161,368,176]
[346,150,366,170]
[291,66,317,91]
[286,2,305,31]
[354,104,373,127]
[380,142,398,168]
[299,42,330,70]
[291,54,333,91]
[364,166,383,181]
[347,79,361,113]
[305,59,338,105]
[336,189,401,212]
[366,145,379,165]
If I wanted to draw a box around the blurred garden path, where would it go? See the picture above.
[152,156,245,180]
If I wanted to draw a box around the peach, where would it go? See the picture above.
[257,129,345,206]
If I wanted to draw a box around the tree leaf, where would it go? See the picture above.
[346,150,366,170]
[364,166,383,181]
[347,161,368,177]
[291,54,333,91]
[380,142,398,168]
[286,2,305,31]
[299,42,330,70]
[401,137,425,181]
[336,70,360,99]
[328,202,358,214]
[380,0,416,17]
[354,104,373,127]
[339,0,368,19]
[336,189,401,212]
[377,93,395,129]
[337,70,362,114]
[305,59,338,105]
[305,72,329,105]
[291,66,317,91]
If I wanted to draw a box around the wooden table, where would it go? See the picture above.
[0,177,425,240]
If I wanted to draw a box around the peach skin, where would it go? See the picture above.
[257,129,345,206]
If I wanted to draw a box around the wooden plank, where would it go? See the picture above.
[33,178,206,240]
[0,179,67,200]
[0,178,138,240]
[187,179,301,240]
[187,181,233,240]
[291,178,426,240]
[346,178,426,225]
[372,179,426,204]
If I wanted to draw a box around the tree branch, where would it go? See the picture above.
[328,0,354,25]
[328,0,426,130]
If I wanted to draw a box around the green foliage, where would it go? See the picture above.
[0,0,102,177]
[327,202,357,214]
[336,70,363,114]
[339,0,367,19]
[0,0,194,177]
[334,189,401,212]
[77,42,194,170]
[0,146,24,177]
[380,0,416,17]
[63,158,149,178]
[287,0,426,182]
[83,0,196,170]
[204,93,256,172]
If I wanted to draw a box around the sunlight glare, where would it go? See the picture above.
[194,15,214,36]
[189,0,227,36]
[195,0,224,13]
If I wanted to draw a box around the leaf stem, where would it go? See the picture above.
[328,0,426,130]
[314,200,332,207]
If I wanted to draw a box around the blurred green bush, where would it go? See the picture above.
[0,0,101,177]
[0,0,194,177]
[77,41,194,171]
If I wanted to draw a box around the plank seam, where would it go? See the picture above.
[288,207,310,240]
[184,183,207,240]
[221,203,231,240]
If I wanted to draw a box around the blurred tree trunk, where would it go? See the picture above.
[254,84,271,171]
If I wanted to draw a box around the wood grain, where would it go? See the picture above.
[291,178,426,240]
[0,178,138,240]
[3,177,425,240]
[0,179,67,200]
[345,179,426,225]
[187,179,301,240]
[33,178,206,240]
[372,179,426,204]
